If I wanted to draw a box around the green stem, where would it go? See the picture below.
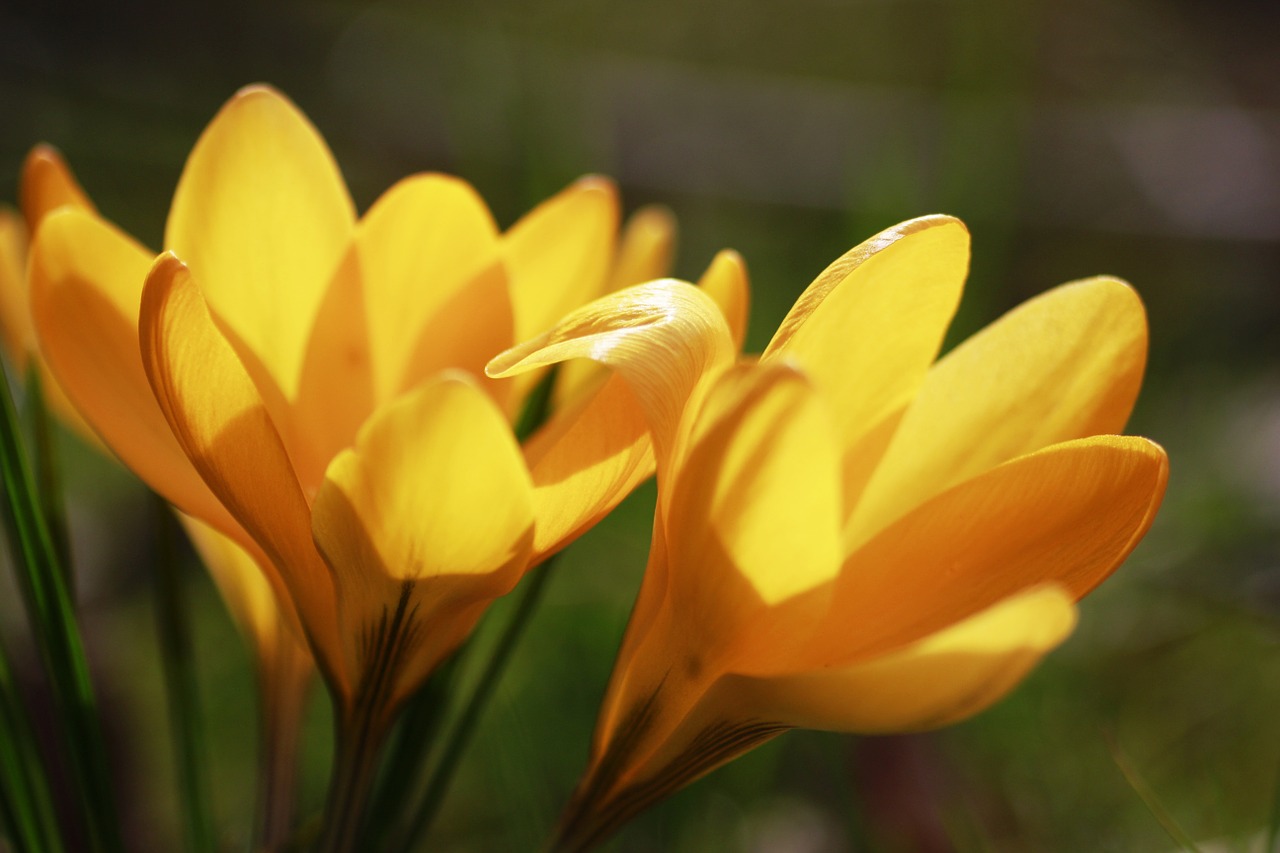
[25,370,72,592]
[153,499,215,853]
[252,632,311,852]
[0,361,121,853]
[391,556,561,850]
[0,630,63,853]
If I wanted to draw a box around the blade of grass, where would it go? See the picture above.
[389,554,561,851]
[0,630,63,853]
[1266,755,1280,853]
[24,370,72,588]
[152,498,215,853]
[0,365,122,853]
[359,654,460,845]
[382,368,562,849]
[1104,731,1201,853]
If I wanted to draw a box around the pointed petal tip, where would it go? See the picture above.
[231,82,287,102]
[571,174,619,197]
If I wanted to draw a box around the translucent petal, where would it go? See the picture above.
[762,216,967,454]
[20,145,95,227]
[665,364,842,671]
[697,249,750,351]
[520,373,653,561]
[165,85,356,399]
[0,208,32,368]
[488,280,734,480]
[733,585,1076,732]
[29,209,236,532]
[849,278,1149,547]
[502,176,618,343]
[817,435,1168,662]
[138,253,345,689]
[312,374,534,703]
[608,205,677,291]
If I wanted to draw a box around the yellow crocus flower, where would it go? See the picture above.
[488,215,1169,851]
[25,86,668,746]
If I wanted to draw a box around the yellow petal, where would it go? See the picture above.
[0,208,32,369]
[29,208,236,531]
[312,374,534,704]
[820,435,1168,662]
[697,249,750,351]
[354,174,506,402]
[488,280,734,479]
[551,204,677,410]
[733,584,1076,732]
[20,145,95,227]
[762,216,967,451]
[502,175,619,344]
[664,363,842,671]
[849,278,1149,548]
[608,205,677,291]
[138,252,344,689]
[521,373,654,561]
[180,512,306,653]
[165,85,356,399]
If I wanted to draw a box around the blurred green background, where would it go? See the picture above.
[2,1,1278,850]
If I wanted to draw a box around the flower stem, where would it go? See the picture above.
[390,555,560,850]
[253,632,311,852]
[316,699,392,853]
[153,499,215,853]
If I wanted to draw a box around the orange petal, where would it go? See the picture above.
[850,277,1150,547]
[20,145,95,228]
[165,85,356,399]
[488,280,734,480]
[762,216,968,453]
[29,208,236,531]
[312,374,534,704]
[732,585,1076,732]
[502,176,619,343]
[0,208,32,369]
[819,435,1168,663]
[139,252,344,690]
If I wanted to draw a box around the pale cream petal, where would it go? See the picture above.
[849,277,1150,548]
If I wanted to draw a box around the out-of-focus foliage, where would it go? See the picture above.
[1,0,1277,850]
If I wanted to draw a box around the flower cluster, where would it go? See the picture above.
[0,85,1166,851]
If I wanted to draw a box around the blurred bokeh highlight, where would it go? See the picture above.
[2,1,1278,850]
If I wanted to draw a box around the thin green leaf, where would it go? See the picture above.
[0,629,63,853]
[153,498,216,853]
[0,364,122,853]
[389,555,561,851]
[1266,755,1280,853]
[23,369,72,588]
[1104,731,1201,853]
